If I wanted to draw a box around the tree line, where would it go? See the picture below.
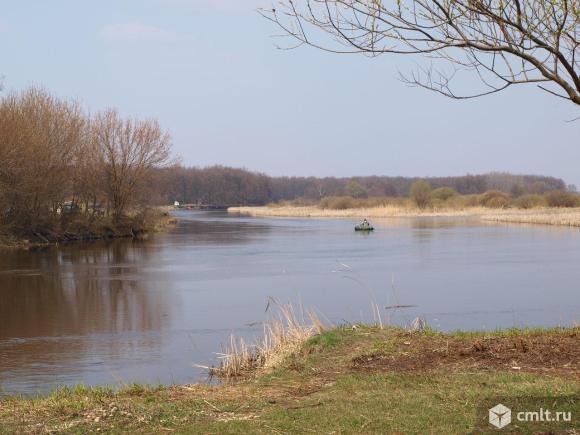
[151,168,569,206]
[408,180,580,210]
[149,166,272,207]
[0,87,172,237]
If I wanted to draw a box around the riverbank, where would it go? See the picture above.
[0,208,177,250]
[1,326,577,433]
[229,205,580,227]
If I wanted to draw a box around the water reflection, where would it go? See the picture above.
[0,242,171,338]
[168,211,273,246]
[0,241,174,395]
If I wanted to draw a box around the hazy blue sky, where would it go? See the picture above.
[1,1,579,185]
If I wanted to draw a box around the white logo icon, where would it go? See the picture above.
[489,404,512,429]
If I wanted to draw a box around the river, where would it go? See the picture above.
[0,210,578,396]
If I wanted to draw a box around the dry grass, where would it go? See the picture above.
[352,327,580,378]
[207,300,326,379]
[228,205,489,218]
[230,205,580,228]
[481,208,580,227]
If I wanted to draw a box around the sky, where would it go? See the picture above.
[1,0,579,186]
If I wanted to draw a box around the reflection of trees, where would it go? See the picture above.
[0,240,174,380]
[171,214,273,246]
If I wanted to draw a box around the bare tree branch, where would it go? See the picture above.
[261,0,580,105]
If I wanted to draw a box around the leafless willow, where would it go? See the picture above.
[262,0,579,105]
[94,110,172,221]
[0,88,84,229]
[0,87,172,235]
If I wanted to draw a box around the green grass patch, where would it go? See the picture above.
[306,330,341,348]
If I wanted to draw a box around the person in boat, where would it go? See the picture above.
[355,219,373,231]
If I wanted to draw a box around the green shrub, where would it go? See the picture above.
[479,190,511,208]
[545,190,579,208]
[431,187,459,201]
[410,180,432,209]
[513,194,546,209]
[461,194,482,207]
[436,195,466,209]
[344,180,368,198]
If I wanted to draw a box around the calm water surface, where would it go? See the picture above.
[1,211,579,395]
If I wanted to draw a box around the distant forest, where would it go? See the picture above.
[150,166,570,207]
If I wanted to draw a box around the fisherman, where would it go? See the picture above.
[355,218,373,231]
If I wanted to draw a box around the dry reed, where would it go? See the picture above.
[207,300,326,380]
[481,209,580,227]
[230,206,580,228]
[228,205,488,218]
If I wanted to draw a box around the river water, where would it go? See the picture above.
[0,211,578,395]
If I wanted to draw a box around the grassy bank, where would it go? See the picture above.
[0,208,177,250]
[229,205,580,227]
[1,326,577,434]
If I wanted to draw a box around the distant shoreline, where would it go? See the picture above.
[228,205,580,227]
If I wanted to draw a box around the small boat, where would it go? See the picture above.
[355,221,374,231]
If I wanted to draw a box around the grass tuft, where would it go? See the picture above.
[306,330,341,348]
[209,300,327,380]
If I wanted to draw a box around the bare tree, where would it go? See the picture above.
[73,121,107,220]
[0,86,175,241]
[262,0,579,105]
[93,109,172,221]
[0,88,84,229]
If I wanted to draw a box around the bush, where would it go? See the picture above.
[410,180,432,209]
[479,190,511,208]
[513,194,546,209]
[510,184,526,198]
[344,180,367,198]
[435,195,466,209]
[431,187,459,201]
[461,194,483,207]
[545,190,579,208]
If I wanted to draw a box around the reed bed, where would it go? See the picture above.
[208,301,326,380]
[230,205,580,228]
[228,205,488,218]
[481,208,580,227]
